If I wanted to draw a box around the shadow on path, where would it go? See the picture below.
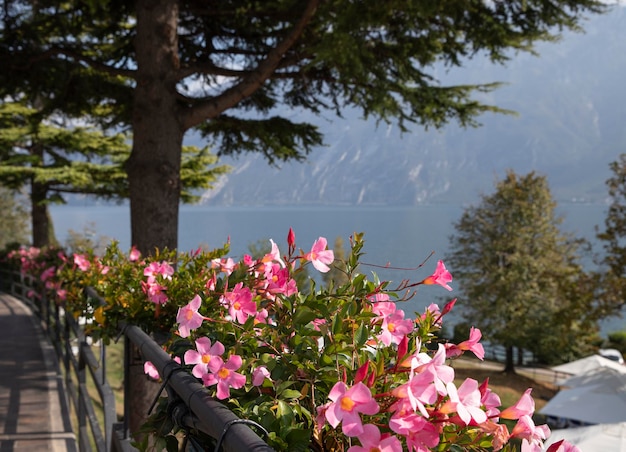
[0,294,77,451]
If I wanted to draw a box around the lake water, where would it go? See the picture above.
[50,203,624,335]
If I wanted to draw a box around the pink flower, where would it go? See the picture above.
[324,382,379,436]
[371,301,396,317]
[176,294,205,338]
[222,283,257,324]
[129,246,141,262]
[211,257,236,275]
[265,264,298,296]
[500,388,535,420]
[144,361,160,380]
[479,378,502,418]
[445,326,485,360]
[422,260,453,291]
[287,227,296,249]
[143,261,174,282]
[347,424,402,452]
[252,366,271,386]
[261,239,285,268]
[442,378,488,425]
[184,337,225,378]
[141,280,168,305]
[545,439,582,452]
[73,254,91,271]
[202,355,246,399]
[305,237,334,273]
[511,415,550,445]
[377,309,414,346]
[40,266,56,282]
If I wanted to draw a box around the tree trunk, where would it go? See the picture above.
[127,0,183,256]
[125,0,181,438]
[504,345,516,374]
[31,181,56,248]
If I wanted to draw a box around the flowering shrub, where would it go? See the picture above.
[3,231,580,452]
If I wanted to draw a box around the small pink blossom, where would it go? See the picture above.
[287,227,296,249]
[305,237,334,273]
[511,415,550,445]
[347,424,402,452]
[73,254,91,271]
[252,366,271,386]
[479,378,502,418]
[40,266,56,282]
[143,261,174,282]
[144,361,160,380]
[211,257,236,275]
[176,294,205,338]
[442,378,488,425]
[324,381,380,437]
[265,264,298,296]
[445,326,485,360]
[222,282,257,324]
[202,355,246,399]
[377,309,414,346]
[184,337,225,378]
[422,260,453,291]
[500,388,535,420]
[371,301,397,317]
[545,440,582,452]
[141,280,169,305]
[261,239,285,268]
[129,246,141,262]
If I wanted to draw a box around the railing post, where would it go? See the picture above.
[123,334,131,442]
[77,329,88,450]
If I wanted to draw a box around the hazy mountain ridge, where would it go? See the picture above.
[195,7,626,206]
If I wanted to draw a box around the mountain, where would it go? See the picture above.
[193,6,626,206]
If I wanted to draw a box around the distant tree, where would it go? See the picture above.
[0,101,229,247]
[605,331,626,356]
[597,153,626,316]
[446,171,600,372]
[0,0,608,255]
[322,236,350,288]
[0,187,29,249]
[64,222,111,255]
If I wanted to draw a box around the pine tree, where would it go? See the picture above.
[597,154,626,316]
[0,0,608,254]
[0,101,229,247]
[0,187,29,249]
[446,171,598,372]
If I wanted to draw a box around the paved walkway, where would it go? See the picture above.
[0,293,77,451]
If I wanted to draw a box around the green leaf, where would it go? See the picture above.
[292,306,317,326]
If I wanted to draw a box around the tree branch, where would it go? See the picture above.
[29,47,136,79]
[181,0,320,130]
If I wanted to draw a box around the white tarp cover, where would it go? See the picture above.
[551,354,626,377]
[539,368,626,424]
[543,422,626,452]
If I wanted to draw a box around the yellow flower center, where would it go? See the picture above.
[340,396,356,412]
[233,301,241,310]
[218,367,230,379]
[185,309,194,321]
[388,322,396,333]
[202,355,211,364]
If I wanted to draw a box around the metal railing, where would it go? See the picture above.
[2,269,274,452]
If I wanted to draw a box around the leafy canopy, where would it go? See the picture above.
[0,0,608,162]
[446,171,599,367]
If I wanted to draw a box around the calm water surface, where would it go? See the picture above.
[50,203,623,335]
